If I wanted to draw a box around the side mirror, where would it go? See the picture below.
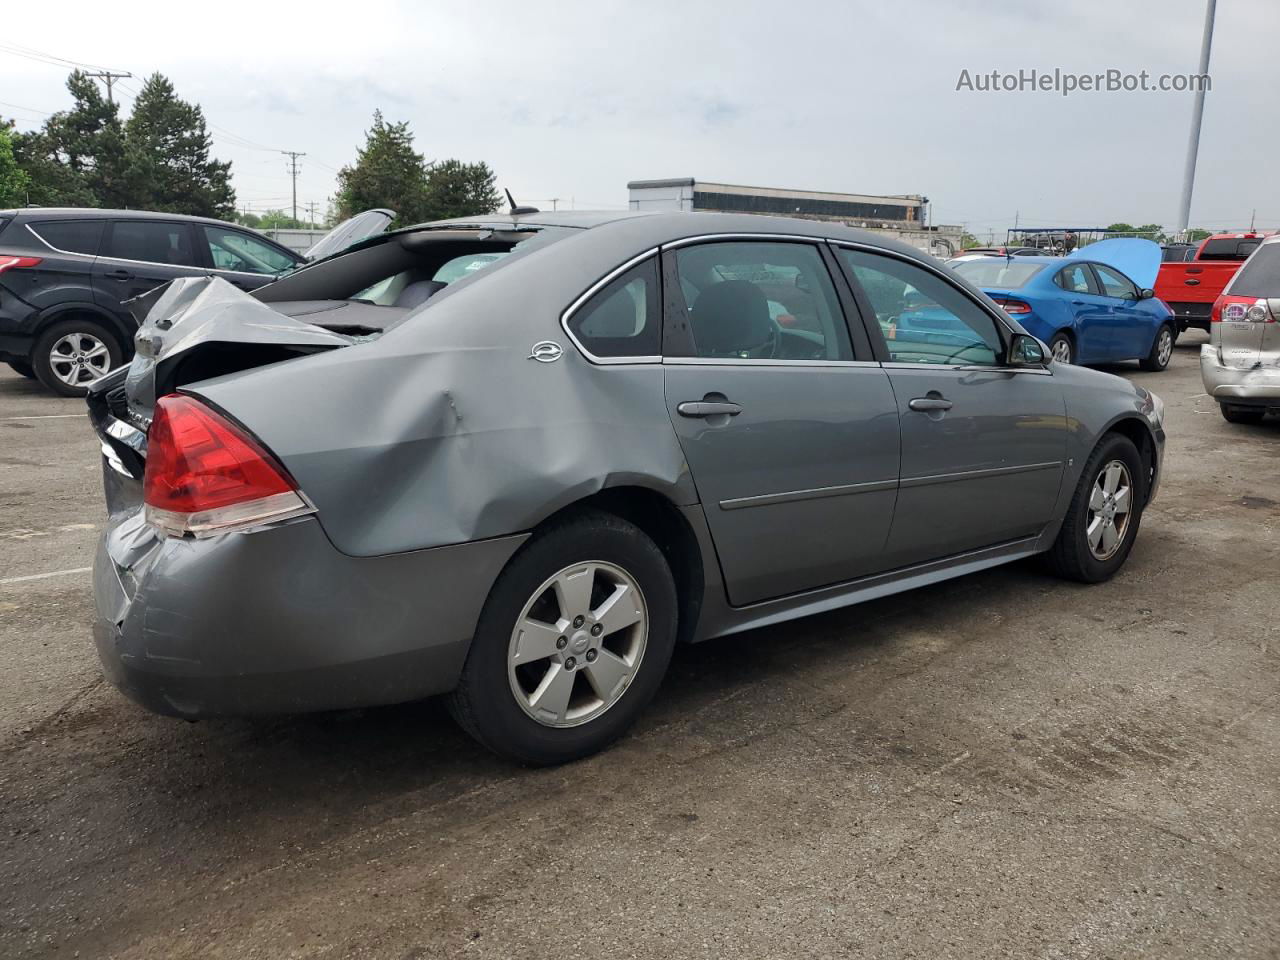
[1139,288,1155,300]
[1009,333,1046,367]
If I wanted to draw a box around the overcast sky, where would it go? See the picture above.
[3,0,1276,238]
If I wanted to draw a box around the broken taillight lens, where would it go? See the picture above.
[143,394,314,537]
[1212,295,1276,323]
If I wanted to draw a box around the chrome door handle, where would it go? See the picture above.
[677,401,742,418]
[908,397,953,412]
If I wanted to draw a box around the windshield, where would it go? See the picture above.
[952,260,1044,289]
[1228,244,1280,298]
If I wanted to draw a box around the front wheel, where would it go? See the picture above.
[1046,433,1145,583]
[448,510,678,765]
[1048,333,1074,365]
[1139,323,1174,371]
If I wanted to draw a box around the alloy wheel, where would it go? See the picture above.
[48,332,112,387]
[1086,459,1133,561]
[507,561,648,728]
[1157,328,1173,367]
[1051,338,1073,364]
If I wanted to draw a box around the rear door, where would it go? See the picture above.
[835,245,1067,569]
[92,219,203,310]
[11,218,104,312]
[659,238,901,606]
[1052,262,1111,361]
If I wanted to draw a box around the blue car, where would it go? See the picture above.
[919,240,1177,371]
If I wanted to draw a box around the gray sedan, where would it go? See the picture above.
[88,210,1166,765]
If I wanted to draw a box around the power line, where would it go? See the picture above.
[83,70,132,105]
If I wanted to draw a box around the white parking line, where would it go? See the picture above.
[0,414,86,421]
[0,567,92,585]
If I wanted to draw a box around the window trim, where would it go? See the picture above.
[559,247,662,365]
[658,234,859,363]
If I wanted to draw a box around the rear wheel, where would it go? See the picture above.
[448,510,678,765]
[6,360,35,379]
[1220,403,1266,425]
[1139,323,1174,371]
[1048,333,1074,364]
[1046,433,1145,583]
[32,318,123,397]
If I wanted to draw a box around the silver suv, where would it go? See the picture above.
[1201,234,1280,424]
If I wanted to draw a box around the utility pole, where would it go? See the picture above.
[548,197,560,211]
[84,71,132,105]
[281,150,306,222]
[305,201,319,228]
[1176,0,1217,241]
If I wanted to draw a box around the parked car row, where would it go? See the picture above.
[0,207,392,396]
[86,208,1167,764]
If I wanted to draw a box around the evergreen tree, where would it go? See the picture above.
[0,121,32,208]
[334,111,431,224]
[40,71,129,206]
[422,159,502,220]
[124,73,235,218]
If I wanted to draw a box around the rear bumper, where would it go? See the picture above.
[1200,345,1280,406]
[1167,302,1212,331]
[92,511,527,718]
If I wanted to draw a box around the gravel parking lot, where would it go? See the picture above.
[1,332,1277,959]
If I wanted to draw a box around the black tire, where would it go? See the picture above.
[1139,323,1174,372]
[1048,332,1074,365]
[5,360,35,379]
[447,510,678,765]
[1045,433,1146,583]
[32,318,124,398]
[1220,403,1265,425]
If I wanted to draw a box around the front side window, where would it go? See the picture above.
[107,221,197,267]
[839,248,1003,366]
[1093,264,1138,300]
[30,219,104,256]
[1055,264,1097,295]
[671,241,851,360]
[204,226,297,275]
[566,257,660,358]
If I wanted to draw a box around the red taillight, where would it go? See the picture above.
[143,394,313,537]
[1212,295,1275,323]
[992,297,1032,315]
[0,255,43,276]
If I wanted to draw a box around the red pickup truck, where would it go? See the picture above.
[1156,233,1271,333]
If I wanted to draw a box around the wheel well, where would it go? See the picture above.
[1105,417,1157,503]
[535,487,705,644]
[1051,328,1076,345]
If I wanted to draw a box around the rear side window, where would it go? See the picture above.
[1200,237,1262,261]
[29,219,105,256]
[566,257,661,359]
[106,220,198,267]
[1228,244,1280,298]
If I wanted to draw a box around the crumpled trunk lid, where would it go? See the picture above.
[86,276,355,512]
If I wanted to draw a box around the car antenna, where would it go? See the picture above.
[504,188,540,216]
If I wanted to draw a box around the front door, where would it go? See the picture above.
[1054,262,1112,362]
[662,239,901,606]
[1091,262,1148,360]
[836,245,1068,569]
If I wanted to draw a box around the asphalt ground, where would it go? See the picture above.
[1,330,1277,959]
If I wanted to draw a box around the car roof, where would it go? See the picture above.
[0,207,243,228]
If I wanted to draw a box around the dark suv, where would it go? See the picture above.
[0,208,304,396]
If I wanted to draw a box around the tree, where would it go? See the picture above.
[1185,228,1212,243]
[124,73,235,218]
[1105,222,1168,243]
[0,121,32,207]
[253,209,309,230]
[334,111,430,224]
[41,71,129,206]
[422,158,502,220]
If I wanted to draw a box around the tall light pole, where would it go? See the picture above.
[1176,0,1217,240]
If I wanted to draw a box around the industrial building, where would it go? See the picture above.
[626,178,964,258]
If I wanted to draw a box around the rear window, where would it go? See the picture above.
[29,219,105,256]
[952,260,1044,289]
[1228,244,1280,298]
[1199,237,1262,261]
